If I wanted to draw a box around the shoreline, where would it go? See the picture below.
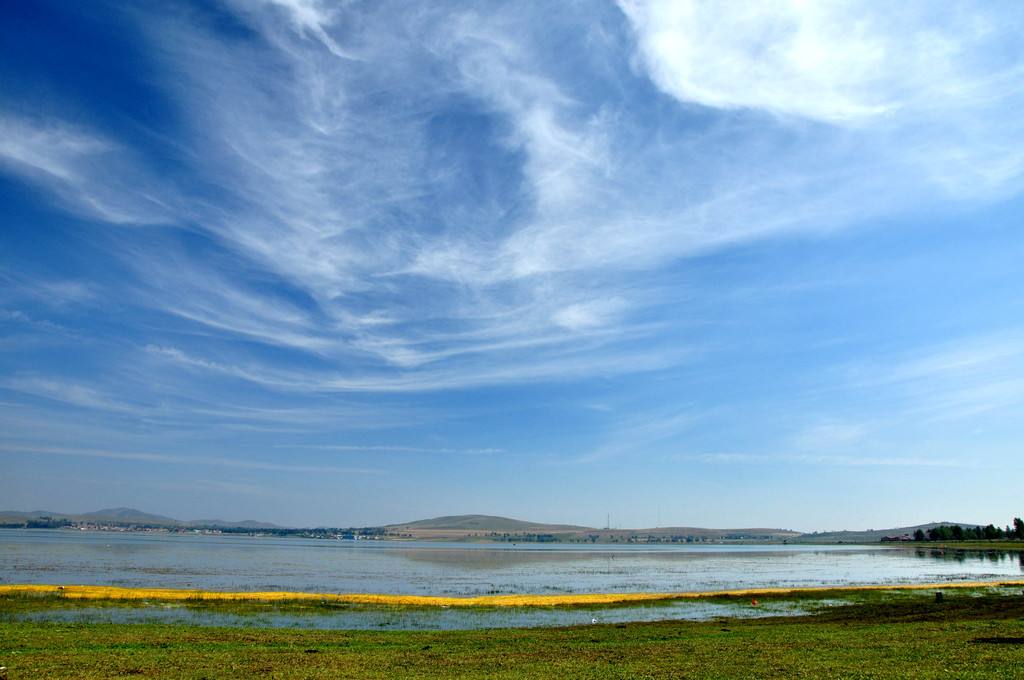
[4,578,1023,608]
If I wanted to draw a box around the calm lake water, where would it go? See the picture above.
[2,529,1021,595]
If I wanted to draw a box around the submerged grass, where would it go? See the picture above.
[2,592,1024,678]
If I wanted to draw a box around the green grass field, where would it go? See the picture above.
[2,591,1024,678]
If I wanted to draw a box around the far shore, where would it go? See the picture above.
[4,526,1024,550]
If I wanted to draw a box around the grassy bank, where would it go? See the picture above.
[2,593,1024,678]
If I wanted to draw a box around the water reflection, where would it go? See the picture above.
[392,547,822,568]
[913,547,1024,570]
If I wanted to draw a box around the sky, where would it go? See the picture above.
[1,0,1023,531]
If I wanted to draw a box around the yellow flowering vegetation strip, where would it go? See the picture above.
[2,580,1024,608]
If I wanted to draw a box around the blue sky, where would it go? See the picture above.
[2,0,1023,530]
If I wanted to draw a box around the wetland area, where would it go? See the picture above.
[2,528,1022,630]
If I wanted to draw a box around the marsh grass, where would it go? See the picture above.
[3,583,1023,634]
[3,579,1023,610]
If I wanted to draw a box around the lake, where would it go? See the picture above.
[3,529,1021,595]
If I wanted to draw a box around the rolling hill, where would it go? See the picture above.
[387,514,592,533]
[792,522,984,543]
[80,508,180,524]
[385,515,800,541]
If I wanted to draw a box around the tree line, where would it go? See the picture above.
[912,517,1024,542]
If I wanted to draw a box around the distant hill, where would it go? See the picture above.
[388,514,591,533]
[629,526,801,540]
[0,509,76,525]
[0,508,281,530]
[385,515,800,542]
[0,510,62,520]
[81,508,179,524]
[794,522,981,544]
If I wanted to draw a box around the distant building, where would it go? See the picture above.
[880,534,913,542]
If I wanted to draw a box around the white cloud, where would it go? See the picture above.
[551,298,625,331]
[619,0,1017,124]
[256,0,360,60]
[620,1,1024,198]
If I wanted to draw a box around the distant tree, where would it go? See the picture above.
[913,529,926,542]
[983,524,1000,540]
[928,525,955,541]
[1014,517,1024,539]
[951,525,964,541]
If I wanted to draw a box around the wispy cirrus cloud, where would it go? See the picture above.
[276,444,503,455]
[678,452,970,469]
[1,375,144,414]
[144,337,681,394]
[0,370,436,436]
[837,331,1024,423]
[253,0,360,60]
[572,406,704,464]
[0,443,384,475]
[0,115,175,224]
[7,1,1023,399]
